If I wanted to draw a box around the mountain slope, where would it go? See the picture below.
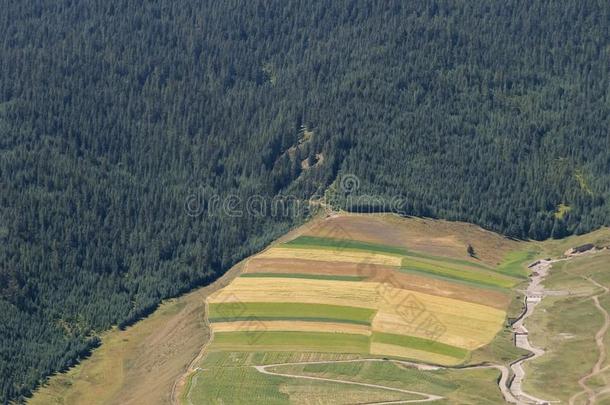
[1,1,609,401]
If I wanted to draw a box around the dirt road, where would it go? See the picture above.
[509,258,563,404]
[255,359,443,404]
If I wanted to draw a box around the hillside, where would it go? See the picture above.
[523,250,610,403]
[2,1,610,401]
[180,214,534,403]
[183,216,610,404]
[29,214,610,404]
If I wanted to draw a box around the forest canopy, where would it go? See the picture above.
[0,1,608,402]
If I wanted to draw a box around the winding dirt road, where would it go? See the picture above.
[509,258,563,404]
[251,358,519,404]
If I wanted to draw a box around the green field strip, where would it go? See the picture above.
[396,267,510,292]
[400,257,518,289]
[209,302,376,324]
[209,316,372,326]
[283,236,408,256]
[398,249,493,271]
[240,273,366,282]
[211,331,370,354]
[371,332,468,360]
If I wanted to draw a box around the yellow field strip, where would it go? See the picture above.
[370,342,463,366]
[374,285,505,349]
[257,247,403,267]
[208,277,506,351]
[208,278,380,309]
[371,311,502,350]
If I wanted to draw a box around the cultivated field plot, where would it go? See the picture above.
[176,214,548,404]
[205,215,526,366]
[185,352,506,404]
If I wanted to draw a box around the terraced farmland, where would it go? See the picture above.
[204,215,522,366]
[181,214,535,403]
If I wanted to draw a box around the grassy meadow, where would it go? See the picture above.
[523,250,610,403]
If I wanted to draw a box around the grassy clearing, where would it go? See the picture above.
[555,203,572,220]
[524,295,602,402]
[240,273,366,282]
[210,331,370,354]
[371,332,468,360]
[209,302,376,325]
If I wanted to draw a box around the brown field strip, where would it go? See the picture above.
[369,270,510,310]
[247,258,510,310]
[304,214,521,266]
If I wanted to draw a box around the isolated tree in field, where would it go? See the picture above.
[467,244,476,257]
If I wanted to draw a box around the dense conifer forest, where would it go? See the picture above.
[0,1,608,401]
